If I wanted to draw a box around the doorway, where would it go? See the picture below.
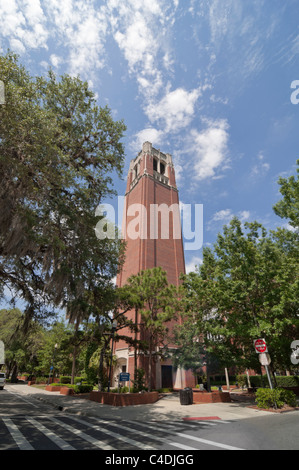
[161,365,173,389]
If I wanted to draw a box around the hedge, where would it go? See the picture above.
[64,384,94,394]
[59,376,85,384]
[255,388,297,409]
[250,375,299,388]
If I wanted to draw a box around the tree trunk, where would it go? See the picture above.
[98,347,104,391]
[134,307,138,384]
[148,337,152,392]
[71,344,77,385]
[10,362,18,383]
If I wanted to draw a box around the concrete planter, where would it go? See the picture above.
[192,390,231,404]
[89,391,159,407]
[45,385,63,392]
[60,386,74,396]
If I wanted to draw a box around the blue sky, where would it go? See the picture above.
[0,0,298,275]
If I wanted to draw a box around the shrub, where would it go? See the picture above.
[74,376,86,384]
[249,376,267,388]
[132,368,146,392]
[275,376,299,388]
[108,387,128,393]
[60,376,71,384]
[255,388,297,409]
[63,384,93,394]
[236,374,248,388]
[249,375,299,389]
[35,377,47,384]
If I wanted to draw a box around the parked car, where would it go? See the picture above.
[0,372,6,390]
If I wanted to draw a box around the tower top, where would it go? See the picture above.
[126,142,177,194]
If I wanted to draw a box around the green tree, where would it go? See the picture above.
[0,52,126,331]
[180,218,298,375]
[35,321,74,378]
[123,267,179,391]
[273,159,299,228]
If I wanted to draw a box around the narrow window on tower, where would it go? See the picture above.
[160,162,165,175]
[134,164,138,179]
[153,158,158,172]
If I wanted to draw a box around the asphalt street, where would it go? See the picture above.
[0,384,298,452]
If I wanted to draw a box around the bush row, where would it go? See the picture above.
[59,376,86,384]
[249,375,299,388]
[50,383,94,394]
[210,375,299,388]
[255,388,297,409]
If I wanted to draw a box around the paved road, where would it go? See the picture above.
[0,387,298,451]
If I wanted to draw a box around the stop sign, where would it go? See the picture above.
[254,338,268,353]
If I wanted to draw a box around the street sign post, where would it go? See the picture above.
[254,338,268,354]
[258,353,271,366]
[254,339,273,390]
[119,372,130,382]
[119,372,131,392]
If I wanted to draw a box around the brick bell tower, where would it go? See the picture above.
[114,142,195,390]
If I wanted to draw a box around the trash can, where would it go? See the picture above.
[179,387,193,405]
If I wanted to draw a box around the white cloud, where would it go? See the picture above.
[239,210,250,222]
[130,127,165,152]
[208,208,251,231]
[106,0,180,114]
[45,1,108,79]
[0,0,48,51]
[146,87,202,133]
[212,208,233,222]
[114,12,155,73]
[185,256,203,274]
[251,152,270,177]
[188,118,230,181]
[50,54,62,68]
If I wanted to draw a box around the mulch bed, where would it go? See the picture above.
[248,405,299,413]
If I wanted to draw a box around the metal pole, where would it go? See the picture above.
[107,321,117,392]
[225,367,230,391]
[265,365,274,390]
[47,344,58,385]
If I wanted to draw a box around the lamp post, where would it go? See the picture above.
[107,320,117,392]
[47,343,58,385]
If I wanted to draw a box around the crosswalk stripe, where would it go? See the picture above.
[90,417,169,445]
[173,432,244,450]
[146,421,212,434]
[0,415,237,451]
[207,419,232,424]
[156,420,217,429]
[89,417,197,450]
[46,416,115,450]
[168,442,198,450]
[67,416,155,450]
[125,419,244,451]
[26,417,75,450]
[2,418,34,450]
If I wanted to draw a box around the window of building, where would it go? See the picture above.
[160,162,165,175]
[153,158,158,172]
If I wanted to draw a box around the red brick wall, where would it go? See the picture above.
[89,391,159,406]
[192,391,231,403]
[115,145,186,387]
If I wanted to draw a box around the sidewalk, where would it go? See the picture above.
[6,383,276,422]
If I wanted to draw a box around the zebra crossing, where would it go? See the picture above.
[0,414,242,450]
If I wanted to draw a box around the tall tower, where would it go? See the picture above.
[115,142,194,389]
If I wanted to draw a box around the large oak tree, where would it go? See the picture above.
[0,53,126,330]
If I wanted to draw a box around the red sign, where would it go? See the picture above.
[254,338,268,353]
